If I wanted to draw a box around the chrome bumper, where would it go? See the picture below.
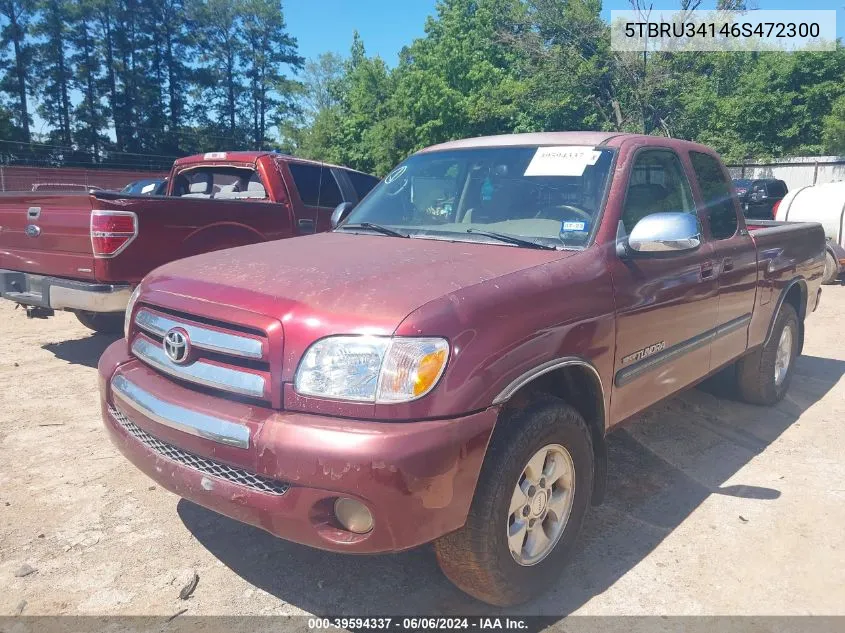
[111,374,251,449]
[0,269,132,312]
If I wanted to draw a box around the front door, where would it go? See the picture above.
[609,149,720,424]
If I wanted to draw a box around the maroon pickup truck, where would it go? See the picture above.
[98,133,825,606]
[0,151,377,332]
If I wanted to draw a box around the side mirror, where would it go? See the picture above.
[622,212,701,256]
[331,202,354,229]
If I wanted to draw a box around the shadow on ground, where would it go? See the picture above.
[42,333,121,368]
[178,354,845,618]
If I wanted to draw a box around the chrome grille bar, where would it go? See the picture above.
[109,404,288,495]
[135,308,263,360]
[112,374,251,448]
[131,337,266,399]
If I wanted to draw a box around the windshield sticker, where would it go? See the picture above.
[385,165,408,184]
[561,221,587,232]
[141,183,156,194]
[524,146,602,177]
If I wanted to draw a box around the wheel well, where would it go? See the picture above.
[499,363,607,505]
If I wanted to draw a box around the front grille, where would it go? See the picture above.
[132,306,272,403]
[109,405,289,496]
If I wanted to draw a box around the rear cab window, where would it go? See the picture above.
[689,151,738,240]
[173,166,267,200]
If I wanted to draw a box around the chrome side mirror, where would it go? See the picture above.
[331,201,354,229]
[626,212,701,255]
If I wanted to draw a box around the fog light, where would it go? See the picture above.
[334,498,374,534]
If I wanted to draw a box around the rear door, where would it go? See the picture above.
[0,192,96,279]
[609,148,719,424]
[688,151,757,371]
[284,161,345,234]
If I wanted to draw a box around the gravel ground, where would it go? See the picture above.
[1,287,844,620]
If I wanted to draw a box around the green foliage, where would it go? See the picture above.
[1,0,844,172]
[823,95,845,155]
[0,0,301,167]
[292,1,845,176]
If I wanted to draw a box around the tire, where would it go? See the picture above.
[434,395,594,606]
[735,303,799,406]
[75,311,124,334]
[821,250,839,285]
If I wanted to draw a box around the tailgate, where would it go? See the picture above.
[0,192,96,280]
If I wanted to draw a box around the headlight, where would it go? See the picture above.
[124,285,142,338]
[294,336,449,403]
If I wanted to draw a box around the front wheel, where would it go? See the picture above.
[75,311,124,334]
[434,396,593,606]
[735,303,799,405]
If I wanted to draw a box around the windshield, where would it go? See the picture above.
[342,146,615,248]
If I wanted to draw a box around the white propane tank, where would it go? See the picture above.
[775,181,845,248]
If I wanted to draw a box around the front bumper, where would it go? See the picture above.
[98,340,498,554]
[0,269,132,312]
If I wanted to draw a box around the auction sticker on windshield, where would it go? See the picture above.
[524,146,602,177]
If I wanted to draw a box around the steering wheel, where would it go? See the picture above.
[534,204,592,222]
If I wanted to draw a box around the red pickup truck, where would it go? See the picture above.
[0,151,377,332]
[98,133,825,606]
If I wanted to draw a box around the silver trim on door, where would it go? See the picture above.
[111,374,251,449]
[135,308,264,360]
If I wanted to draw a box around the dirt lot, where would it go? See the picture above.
[1,288,844,620]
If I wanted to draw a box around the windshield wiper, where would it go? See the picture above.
[338,223,409,238]
[465,228,556,250]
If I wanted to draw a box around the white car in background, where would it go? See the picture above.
[775,181,845,285]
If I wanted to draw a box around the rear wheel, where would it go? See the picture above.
[822,250,839,285]
[735,303,799,405]
[75,311,124,334]
[434,396,593,606]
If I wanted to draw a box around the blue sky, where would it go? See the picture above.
[285,0,845,66]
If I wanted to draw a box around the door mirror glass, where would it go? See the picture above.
[627,212,701,254]
[331,201,354,228]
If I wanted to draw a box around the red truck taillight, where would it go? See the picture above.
[91,210,138,257]
[772,200,781,220]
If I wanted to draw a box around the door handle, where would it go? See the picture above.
[723,258,734,273]
[700,262,715,279]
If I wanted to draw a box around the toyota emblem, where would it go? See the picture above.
[163,328,191,364]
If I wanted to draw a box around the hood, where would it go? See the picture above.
[142,232,574,333]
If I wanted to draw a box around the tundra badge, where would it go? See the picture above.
[622,341,666,365]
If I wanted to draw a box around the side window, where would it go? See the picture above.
[622,150,696,233]
[689,151,738,240]
[346,170,379,200]
[288,163,321,206]
[288,162,343,207]
[319,170,344,207]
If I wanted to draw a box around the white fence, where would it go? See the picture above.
[727,156,845,191]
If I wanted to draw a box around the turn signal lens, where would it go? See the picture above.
[377,338,449,402]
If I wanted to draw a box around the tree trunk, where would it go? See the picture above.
[7,6,31,142]
[163,20,180,143]
[227,52,236,141]
[100,9,124,150]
